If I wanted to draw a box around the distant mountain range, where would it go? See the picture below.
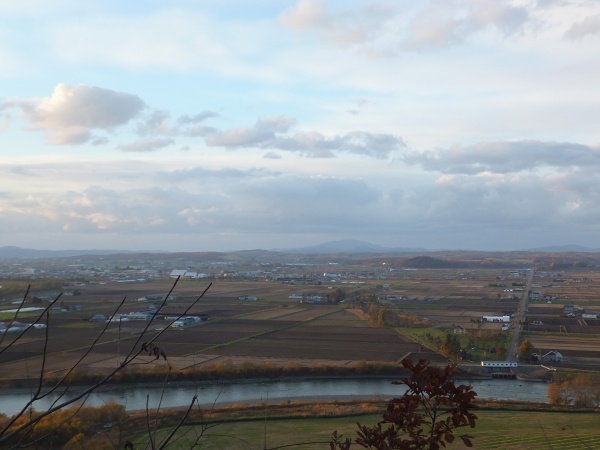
[525,244,600,252]
[275,239,427,254]
[0,246,140,259]
[0,241,599,259]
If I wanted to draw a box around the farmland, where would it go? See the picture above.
[0,278,444,380]
[1,251,600,380]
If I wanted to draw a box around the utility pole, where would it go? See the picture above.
[263,389,268,450]
[117,316,122,367]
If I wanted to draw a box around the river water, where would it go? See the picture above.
[0,378,549,417]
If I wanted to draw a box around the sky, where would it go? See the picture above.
[1,0,600,252]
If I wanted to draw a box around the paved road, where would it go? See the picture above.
[507,268,534,361]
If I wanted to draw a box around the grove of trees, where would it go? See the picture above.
[548,374,600,407]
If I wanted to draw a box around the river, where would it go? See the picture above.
[0,378,549,417]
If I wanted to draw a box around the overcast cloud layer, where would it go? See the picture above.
[1,0,600,252]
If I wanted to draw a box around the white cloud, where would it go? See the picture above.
[205,116,404,158]
[206,116,297,148]
[278,0,396,52]
[14,84,145,144]
[279,0,529,53]
[402,0,529,50]
[565,13,600,39]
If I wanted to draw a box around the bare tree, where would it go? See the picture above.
[0,277,212,449]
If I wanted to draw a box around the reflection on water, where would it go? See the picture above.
[0,378,548,416]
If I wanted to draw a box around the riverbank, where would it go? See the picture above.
[0,362,555,396]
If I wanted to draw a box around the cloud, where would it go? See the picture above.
[206,116,404,158]
[278,0,330,31]
[4,84,402,157]
[91,136,109,146]
[278,0,394,50]
[347,98,370,115]
[0,168,382,237]
[565,13,600,40]
[404,140,600,174]
[136,109,220,138]
[177,111,219,125]
[279,0,529,53]
[165,167,279,182]
[13,84,145,144]
[206,116,296,148]
[8,166,37,177]
[2,159,600,251]
[268,131,405,158]
[403,0,529,50]
[116,138,174,152]
[136,110,173,136]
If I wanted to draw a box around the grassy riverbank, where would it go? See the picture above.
[126,399,600,449]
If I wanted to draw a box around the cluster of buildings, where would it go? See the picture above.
[0,320,46,333]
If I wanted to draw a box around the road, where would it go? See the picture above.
[507,268,534,361]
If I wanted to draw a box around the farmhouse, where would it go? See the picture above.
[532,351,563,363]
[542,351,563,362]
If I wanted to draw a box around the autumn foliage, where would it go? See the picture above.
[331,359,478,450]
[0,403,125,449]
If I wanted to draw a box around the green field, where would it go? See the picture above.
[136,408,600,450]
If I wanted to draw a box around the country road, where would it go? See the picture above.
[507,268,534,361]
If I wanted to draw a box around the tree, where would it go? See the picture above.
[547,380,568,405]
[518,339,534,361]
[0,278,212,449]
[331,359,478,450]
[439,334,461,360]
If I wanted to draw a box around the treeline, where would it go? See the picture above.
[363,302,427,328]
[29,360,408,388]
